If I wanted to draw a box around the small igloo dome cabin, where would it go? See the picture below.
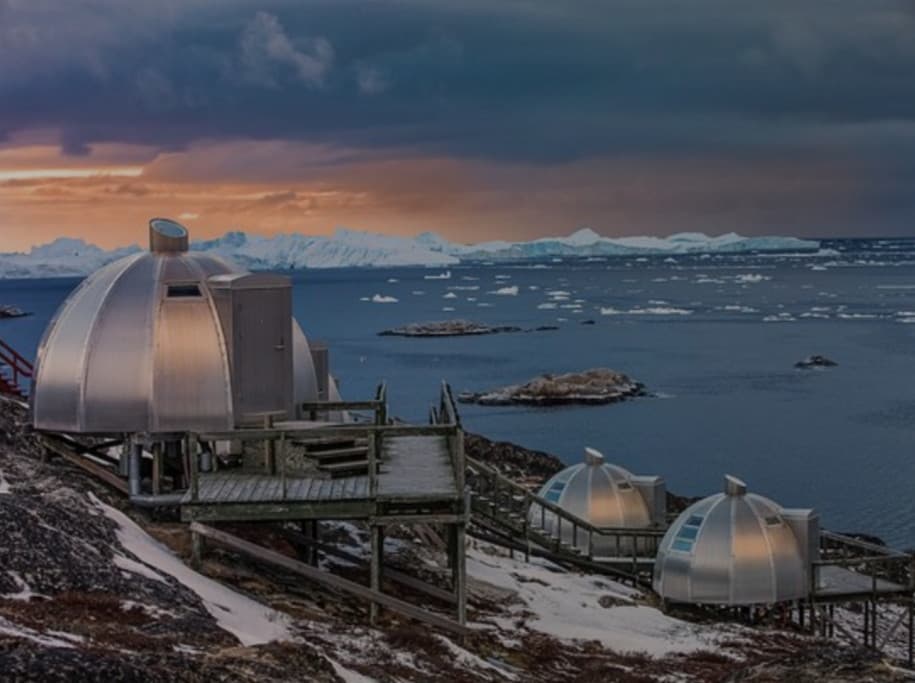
[530,448,666,556]
[31,219,331,434]
[653,475,819,606]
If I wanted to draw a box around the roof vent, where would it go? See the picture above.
[149,218,189,253]
[724,474,747,496]
[584,447,604,466]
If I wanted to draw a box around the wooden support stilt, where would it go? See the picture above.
[908,598,913,667]
[190,529,203,569]
[370,524,383,624]
[454,523,467,626]
[152,443,162,496]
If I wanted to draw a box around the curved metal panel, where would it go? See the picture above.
[81,254,158,431]
[531,452,658,556]
[653,479,811,605]
[32,254,144,431]
[152,294,232,431]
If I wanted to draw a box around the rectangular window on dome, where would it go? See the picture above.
[672,539,693,553]
[764,515,782,526]
[167,284,202,298]
[544,481,565,503]
[617,481,633,490]
[671,515,703,554]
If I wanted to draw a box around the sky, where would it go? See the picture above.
[1,0,915,251]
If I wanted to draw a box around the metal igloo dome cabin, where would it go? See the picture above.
[530,447,666,556]
[653,475,819,606]
[31,218,333,435]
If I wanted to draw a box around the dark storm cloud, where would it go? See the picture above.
[2,0,915,235]
[1,0,913,159]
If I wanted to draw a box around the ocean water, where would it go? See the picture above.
[5,238,915,547]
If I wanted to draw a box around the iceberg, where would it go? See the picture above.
[0,225,821,279]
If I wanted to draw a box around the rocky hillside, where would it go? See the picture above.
[0,399,905,682]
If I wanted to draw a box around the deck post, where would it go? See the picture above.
[152,443,162,495]
[190,529,203,569]
[128,442,142,497]
[454,522,467,626]
[370,523,383,624]
[119,440,130,477]
[908,598,913,667]
[368,431,378,498]
[188,433,199,502]
[263,414,275,475]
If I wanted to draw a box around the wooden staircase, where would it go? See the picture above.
[303,437,372,478]
[0,338,32,400]
[464,455,664,585]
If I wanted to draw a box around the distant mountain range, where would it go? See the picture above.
[0,228,821,278]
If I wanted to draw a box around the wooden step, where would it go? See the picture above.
[306,446,369,463]
[319,460,370,478]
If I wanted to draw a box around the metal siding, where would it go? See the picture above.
[81,254,157,431]
[32,255,141,431]
[655,488,813,606]
[688,497,732,603]
[152,291,232,432]
[231,286,293,422]
[292,321,319,406]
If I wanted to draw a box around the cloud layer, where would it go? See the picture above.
[1,0,914,245]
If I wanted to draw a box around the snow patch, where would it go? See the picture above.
[370,294,398,304]
[93,495,294,646]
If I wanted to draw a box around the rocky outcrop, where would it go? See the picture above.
[0,305,28,319]
[379,320,521,337]
[458,368,646,406]
[795,355,838,369]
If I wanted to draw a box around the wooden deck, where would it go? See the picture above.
[181,425,463,523]
[815,565,909,599]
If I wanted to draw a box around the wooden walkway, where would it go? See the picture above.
[378,435,455,500]
[185,472,371,504]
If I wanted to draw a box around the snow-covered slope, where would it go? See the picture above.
[0,227,820,278]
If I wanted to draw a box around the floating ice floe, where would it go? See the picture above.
[762,313,796,322]
[443,307,455,312]
[837,312,879,320]
[443,292,458,299]
[424,271,452,280]
[537,303,558,309]
[371,294,399,303]
[491,286,519,296]
[411,290,425,295]
[448,285,479,291]
[600,306,692,316]
[387,278,399,283]
[734,273,771,283]
[718,305,758,314]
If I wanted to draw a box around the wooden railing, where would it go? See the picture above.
[300,381,388,424]
[0,337,34,397]
[465,454,666,575]
[813,530,915,598]
[186,381,465,505]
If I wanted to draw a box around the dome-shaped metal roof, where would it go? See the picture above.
[653,475,817,605]
[530,448,665,556]
[31,220,320,434]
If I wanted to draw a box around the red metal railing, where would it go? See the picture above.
[0,338,33,398]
